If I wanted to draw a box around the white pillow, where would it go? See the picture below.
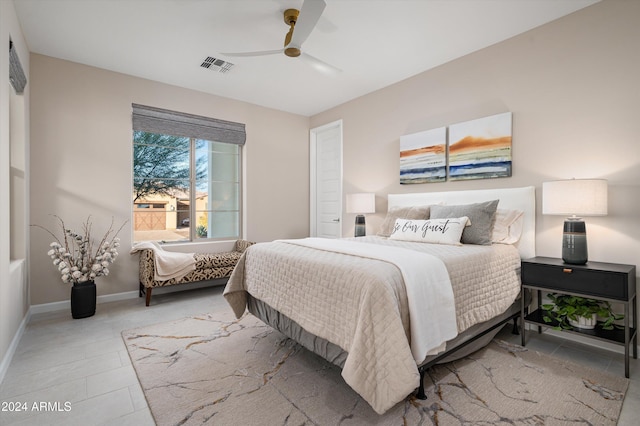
[492,209,524,245]
[389,217,469,245]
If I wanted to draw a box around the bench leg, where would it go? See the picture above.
[139,282,152,306]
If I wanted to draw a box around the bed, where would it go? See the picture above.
[224,186,535,414]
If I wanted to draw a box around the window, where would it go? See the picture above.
[132,105,245,243]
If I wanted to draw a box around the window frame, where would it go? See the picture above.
[131,104,245,244]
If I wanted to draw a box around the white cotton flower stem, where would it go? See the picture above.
[31,215,128,285]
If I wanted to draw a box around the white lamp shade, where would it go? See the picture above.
[346,193,375,214]
[542,179,608,216]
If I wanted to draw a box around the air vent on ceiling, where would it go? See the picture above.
[200,56,234,73]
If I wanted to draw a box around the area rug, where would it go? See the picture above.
[122,310,628,425]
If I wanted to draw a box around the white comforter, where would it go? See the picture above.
[224,237,521,414]
[278,238,458,362]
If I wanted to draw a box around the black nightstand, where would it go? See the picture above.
[520,256,637,378]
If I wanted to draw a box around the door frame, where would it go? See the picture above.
[309,119,343,237]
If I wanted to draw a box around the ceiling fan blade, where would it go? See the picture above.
[301,52,342,74]
[288,0,326,49]
[221,49,283,57]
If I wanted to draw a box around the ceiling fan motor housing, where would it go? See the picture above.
[283,8,299,25]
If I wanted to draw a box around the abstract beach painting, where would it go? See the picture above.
[448,112,512,181]
[400,127,446,184]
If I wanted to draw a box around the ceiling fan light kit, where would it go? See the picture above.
[284,46,301,58]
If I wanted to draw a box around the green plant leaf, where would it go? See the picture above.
[543,292,623,331]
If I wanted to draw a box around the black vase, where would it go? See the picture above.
[71,281,96,319]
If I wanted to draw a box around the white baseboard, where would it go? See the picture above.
[29,290,140,315]
[28,280,224,315]
[0,308,31,385]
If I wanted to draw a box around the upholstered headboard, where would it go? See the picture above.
[387,186,536,259]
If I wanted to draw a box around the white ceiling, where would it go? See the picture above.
[14,0,598,117]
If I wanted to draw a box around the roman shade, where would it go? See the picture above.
[9,40,27,94]
[132,103,246,145]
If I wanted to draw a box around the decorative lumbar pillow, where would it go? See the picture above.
[430,200,499,245]
[377,205,431,237]
[389,217,469,245]
[492,209,524,245]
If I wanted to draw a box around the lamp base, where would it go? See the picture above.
[354,215,366,237]
[562,219,588,265]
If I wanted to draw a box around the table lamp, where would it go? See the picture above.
[346,193,375,237]
[542,179,607,264]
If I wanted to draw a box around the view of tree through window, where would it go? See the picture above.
[132,131,240,243]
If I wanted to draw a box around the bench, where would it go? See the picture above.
[138,239,254,306]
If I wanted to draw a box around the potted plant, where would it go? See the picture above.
[541,293,624,331]
[33,215,126,319]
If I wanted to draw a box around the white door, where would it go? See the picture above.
[310,120,343,238]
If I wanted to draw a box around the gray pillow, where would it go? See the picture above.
[430,200,499,245]
[377,205,430,237]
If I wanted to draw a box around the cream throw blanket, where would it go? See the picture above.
[278,238,458,362]
[130,241,196,281]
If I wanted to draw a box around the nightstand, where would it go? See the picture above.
[520,256,637,378]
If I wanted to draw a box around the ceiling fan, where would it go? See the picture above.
[222,0,341,73]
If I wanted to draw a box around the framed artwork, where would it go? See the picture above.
[448,112,512,181]
[400,127,447,184]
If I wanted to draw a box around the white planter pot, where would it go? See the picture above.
[568,314,597,329]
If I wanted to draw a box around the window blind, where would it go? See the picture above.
[9,40,27,94]
[132,103,246,145]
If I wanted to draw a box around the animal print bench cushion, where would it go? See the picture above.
[139,240,254,289]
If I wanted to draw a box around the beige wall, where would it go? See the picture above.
[1,0,31,379]
[21,0,640,320]
[311,0,640,275]
[29,55,310,305]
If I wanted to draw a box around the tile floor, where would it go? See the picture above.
[0,286,638,425]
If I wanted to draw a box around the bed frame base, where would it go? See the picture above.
[415,315,520,400]
[247,292,527,404]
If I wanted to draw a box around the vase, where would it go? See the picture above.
[568,314,597,330]
[71,280,96,319]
